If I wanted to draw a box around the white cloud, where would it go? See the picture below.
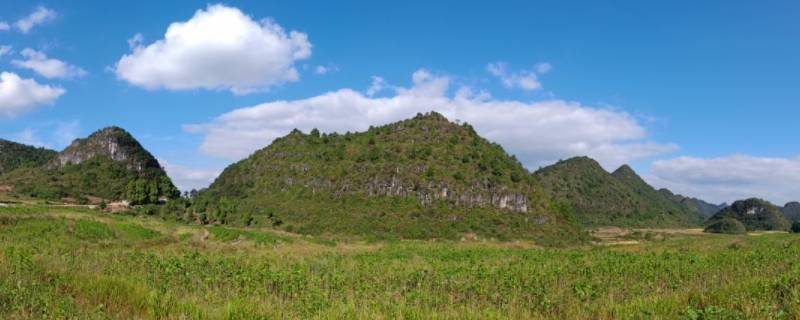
[0,22,10,31]
[15,6,57,33]
[160,160,222,191]
[648,155,800,205]
[115,4,312,94]
[314,64,339,75]
[487,61,550,91]
[12,49,87,79]
[0,72,65,118]
[0,46,11,58]
[185,69,674,170]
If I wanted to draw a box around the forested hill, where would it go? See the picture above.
[0,127,178,203]
[196,112,587,245]
[534,157,705,227]
[0,139,57,175]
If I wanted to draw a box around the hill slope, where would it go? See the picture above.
[197,112,585,244]
[534,158,703,227]
[0,139,57,175]
[0,127,178,202]
[706,198,790,232]
[781,202,800,222]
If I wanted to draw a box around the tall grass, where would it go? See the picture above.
[1,207,800,319]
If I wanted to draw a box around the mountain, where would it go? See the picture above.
[680,197,725,218]
[533,158,704,227]
[781,202,800,222]
[196,112,586,244]
[0,127,178,203]
[706,198,790,232]
[0,139,57,175]
[656,188,724,218]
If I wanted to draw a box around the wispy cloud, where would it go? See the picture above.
[15,6,57,33]
[12,48,87,79]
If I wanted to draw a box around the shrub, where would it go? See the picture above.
[704,218,746,234]
[791,221,800,233]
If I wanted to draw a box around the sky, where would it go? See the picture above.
[0,1,799,205]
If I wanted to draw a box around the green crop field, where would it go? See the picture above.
[2,205,800,319]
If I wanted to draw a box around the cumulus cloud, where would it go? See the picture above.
[115,4,312,94]
[0,22,10,31]
[649,155,800,205]
[12,49,87,79]
[15,6,57,33]
[160,160,222,191]
[487,61,550,91]
[185,69,674,170]
[0,72,65,118]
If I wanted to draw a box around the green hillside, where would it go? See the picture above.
[0,139,57,175]
[534,157,703,227]
[196,112,586,244]
[706,198,790,232]
[0,127,178,203]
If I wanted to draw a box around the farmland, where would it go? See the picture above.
[2,205,800,319]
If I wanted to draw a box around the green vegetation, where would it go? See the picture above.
[534,157,704,228]
[0,139,56,175]
[707,198,790,232]
[0,127,178,203]
[195,112,585,244]
[2,205,800,319]
[792,221,800,233]
[704,218,747,234]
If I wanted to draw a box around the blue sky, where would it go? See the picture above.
[1,1,799,204]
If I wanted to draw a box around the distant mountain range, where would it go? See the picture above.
[533,157,706,227]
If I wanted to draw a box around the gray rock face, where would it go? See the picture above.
[289,173,530,213]
[49,127,158,173]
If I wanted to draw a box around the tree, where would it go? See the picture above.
[792,221,800,233]
[148,180,160,203]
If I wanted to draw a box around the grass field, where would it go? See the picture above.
[2,205,800,319]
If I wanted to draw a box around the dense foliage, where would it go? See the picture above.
[196,112,585,244]
[534,157,704,228]
[3,206,800,319]
[0,139,56,175]
[706,198,790,232]
[0,127,178,203]
[703,218,747,234]
[792,221,800,233]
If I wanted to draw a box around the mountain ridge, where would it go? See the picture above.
[534,157,705,227]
